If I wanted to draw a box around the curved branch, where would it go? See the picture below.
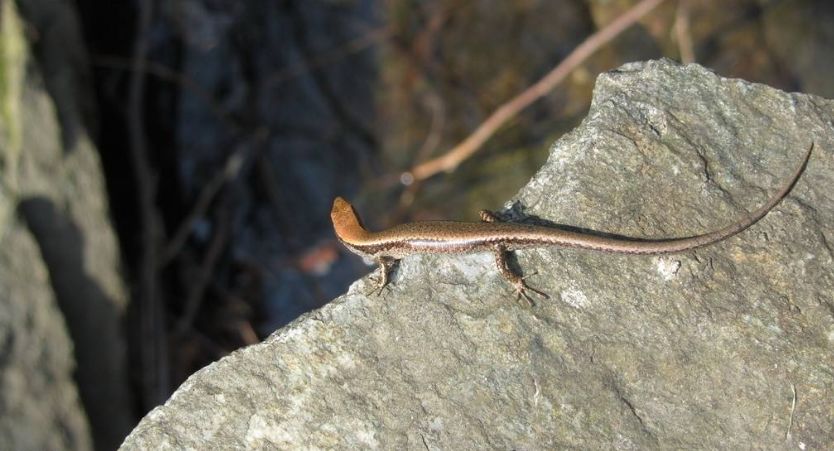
[407,0,670,182]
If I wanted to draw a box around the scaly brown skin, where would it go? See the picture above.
[332,144,813,304]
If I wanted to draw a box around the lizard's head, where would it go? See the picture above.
[331,197,369,245]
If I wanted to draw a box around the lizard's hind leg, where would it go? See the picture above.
[482,209,548,305]
[492,244,549,306]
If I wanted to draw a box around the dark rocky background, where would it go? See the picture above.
[0,0,832,449]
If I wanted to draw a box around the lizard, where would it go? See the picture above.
[331,144,813,304]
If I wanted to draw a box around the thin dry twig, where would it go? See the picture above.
[95,25,388,132]
[93,55,240,130]
[174,200,231,336]
[128,0,170,407]
[674,0,695,64]
[286,2,377,149]
[389,93,446,220]
[161,130,266,265]
[264,25,389,88]
[405,0,670,182]
[413,93,446,166]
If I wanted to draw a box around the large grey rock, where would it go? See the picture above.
[0,222,94,450]
[0,3,92,450]
[0,1,131,449]
[121,59,834,449]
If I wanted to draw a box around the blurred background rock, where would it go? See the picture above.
[0,0,830,449]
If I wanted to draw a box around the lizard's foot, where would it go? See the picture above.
[511,272,549,306]
[366,257,397,297]
[492,245,548,306]
[366,274,388,296]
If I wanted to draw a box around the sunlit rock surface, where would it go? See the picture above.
[122,59,834,449]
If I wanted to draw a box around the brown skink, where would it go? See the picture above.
[331,144,813,303]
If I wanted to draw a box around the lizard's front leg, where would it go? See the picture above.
[479,209,503,223]
[369,256,398,296]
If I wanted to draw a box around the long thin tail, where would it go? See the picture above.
[629,142,814,254]
[548,143,814,254]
